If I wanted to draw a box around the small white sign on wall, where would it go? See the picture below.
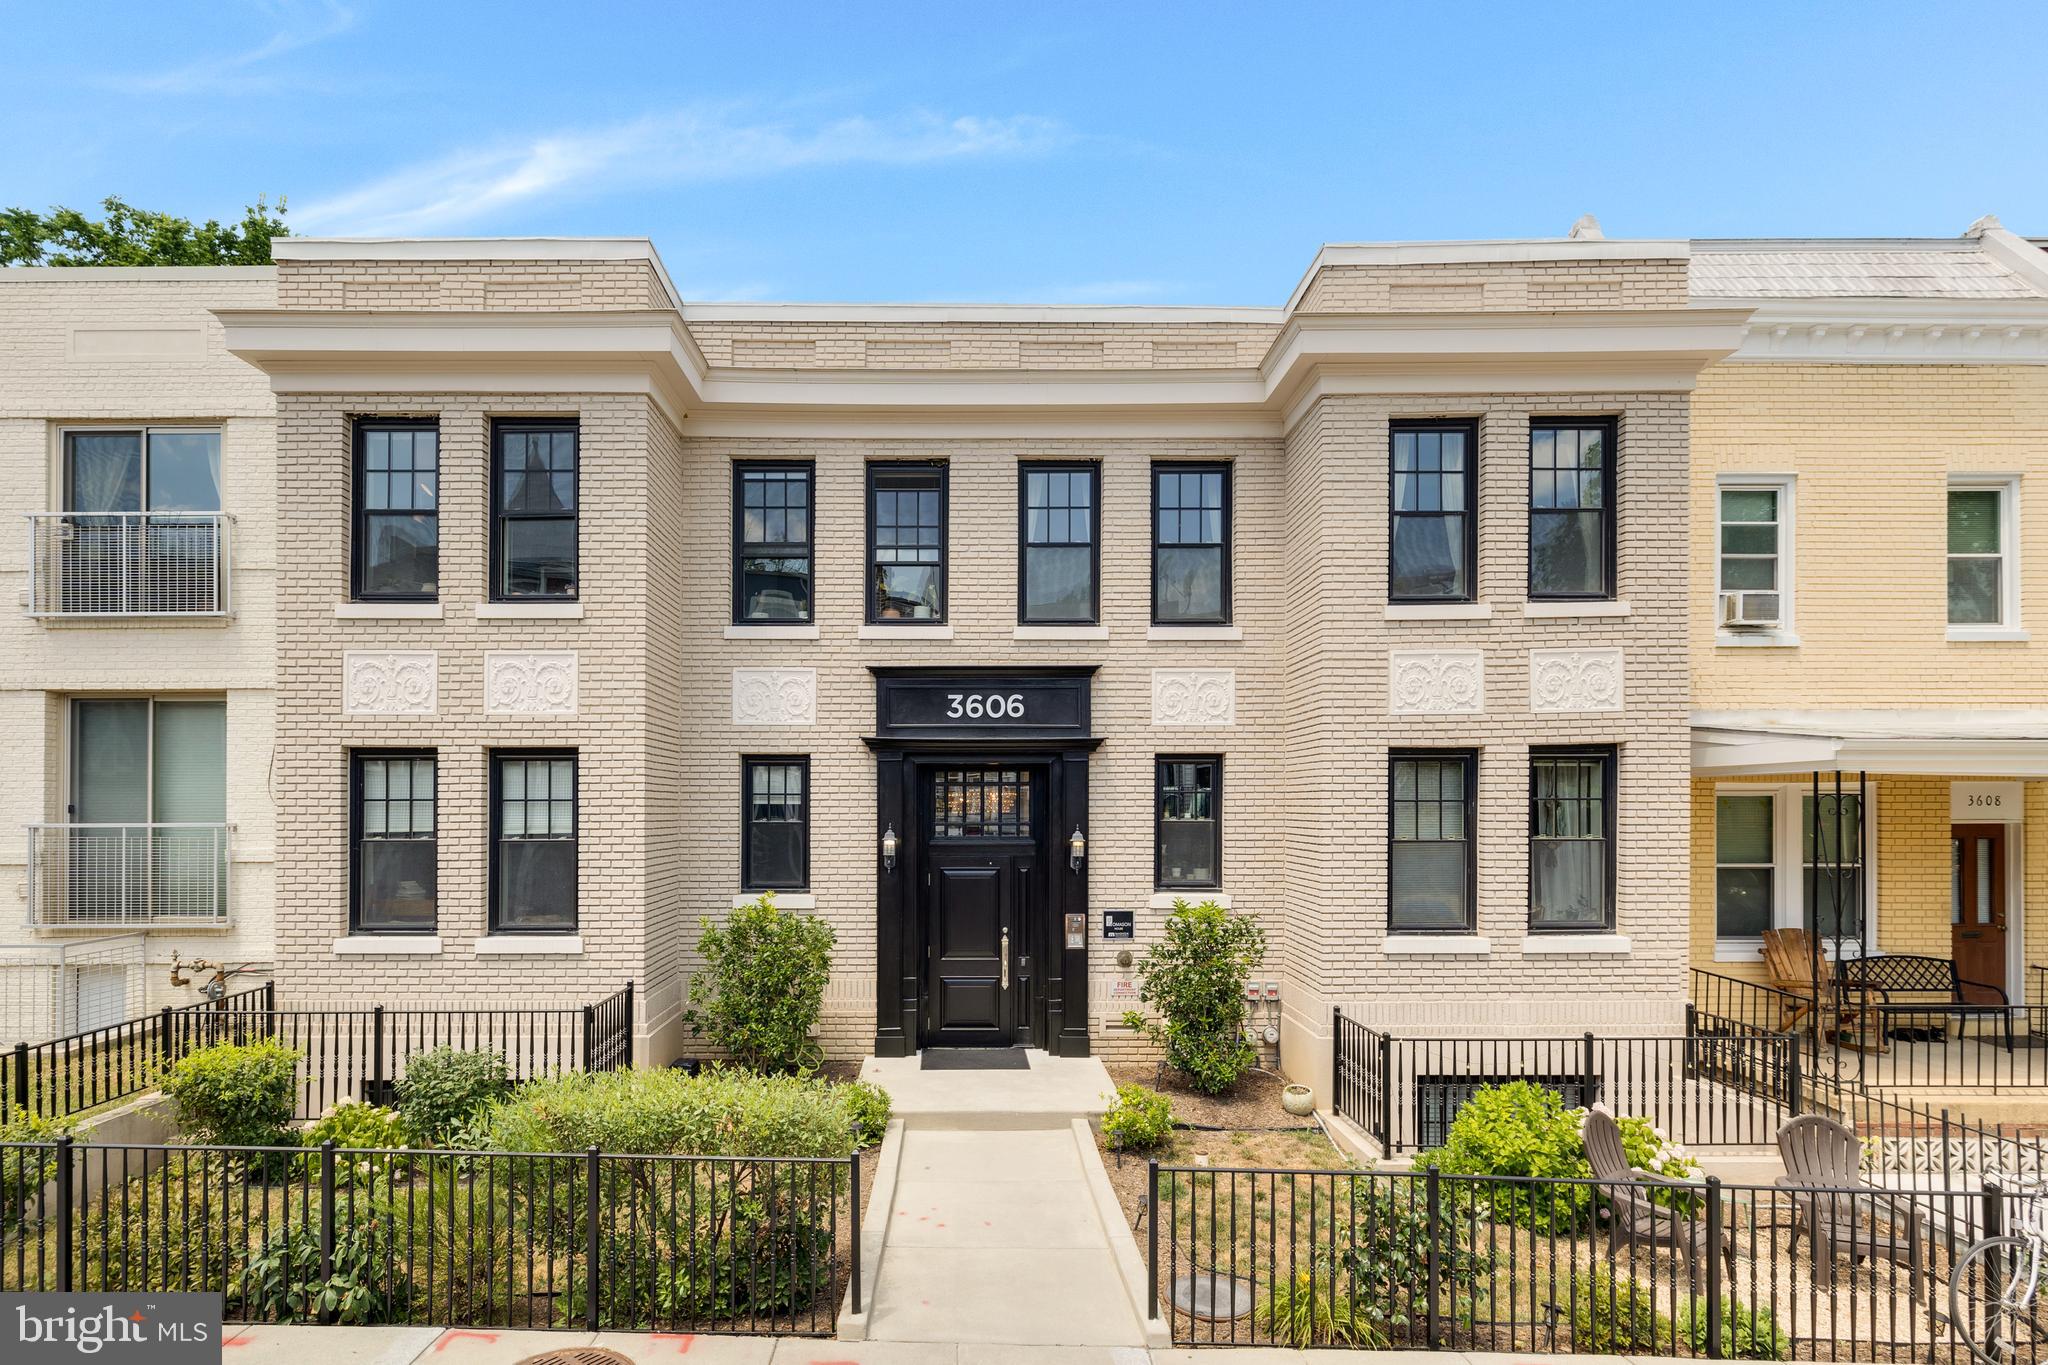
[1952,781,2024,822]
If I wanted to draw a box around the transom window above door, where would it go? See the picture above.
[932,769,1033,838]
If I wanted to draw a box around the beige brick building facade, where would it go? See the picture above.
[11,220,2046,1107]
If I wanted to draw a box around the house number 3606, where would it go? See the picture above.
[947,692,1026,720]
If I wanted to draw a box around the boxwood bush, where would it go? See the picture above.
[162,1038,300,1146]
[393,1046,510,1147]
[1121,897,1266,1094]
[1101,1083,1174,1152]
[685,892,834,1073]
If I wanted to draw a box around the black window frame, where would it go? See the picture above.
[1527,745,1618,933]
[740,756,811,892]
[351,417,440,602]
[1154,755,1223,890]
[1150,462,1233,626]
[1017,461,1101,625]
[1387,749,1478,933]
[490,417,580,603]
[348,748,438,935]
[864,461,949,625]
[1389,419,1480,604]
[731,460,815,625]
[487,748,579,934]
[1527,417,1618,601]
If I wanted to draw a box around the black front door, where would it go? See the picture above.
[921,767,1041,1047]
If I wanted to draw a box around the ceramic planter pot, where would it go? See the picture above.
[1281,1083,1315,1117]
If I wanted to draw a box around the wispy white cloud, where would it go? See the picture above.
[294,105,1075,235]
[107,1,357,96]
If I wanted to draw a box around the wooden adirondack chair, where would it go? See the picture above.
[1774,1115,1923,1298]
[1582,1105,1731,1288]
[1761,928,1823,1030]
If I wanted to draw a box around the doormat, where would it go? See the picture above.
[921,1048,1029,1070]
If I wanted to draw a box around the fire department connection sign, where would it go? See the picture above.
[1952,781,2023,821]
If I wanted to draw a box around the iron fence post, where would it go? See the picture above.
[582,1005,596,1072]
[1331,1006,1342,1118]
[11,1042,26,1119]
[1943,1109,1953,1186]
[585,1146,602,1330]
[54,1135,72,1292]
[1582,1031,1597,1108]
[1377,1034,1393,1151]
[1425,1164,1442,1346]
[1146,1158,1160,1320]
[158,1007,172,1072]
[1704,1175,1724,1358]
[371,1006,386,1102]
[318,1140,336,1282]
[1986,1175,2008,1354]
[848,1150,862,1315]
[623,981,636,1070]
[1787,1038,1803,1116]
[265,980,276,1011]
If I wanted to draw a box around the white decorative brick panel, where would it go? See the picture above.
[1151,669,1236,726]
[732,668,817,726]
[343,651,437,716]
[1387,649,1485,715]
[484,651,579,717]
[1528,648,1624,713]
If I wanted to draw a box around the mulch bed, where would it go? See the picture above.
[1106,1063,1313,1131]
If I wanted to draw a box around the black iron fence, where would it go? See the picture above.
[4,983,635,1124]
[1,1135,855,1336]
[1145,1161,2001,1358]
[1332,1007,1798,1154]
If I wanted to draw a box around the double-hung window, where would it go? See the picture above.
[733,463,814,623]
[492,420,578,600]
[1152,464,1230,624]
[1155,757,1221,889]
[490,751,577,932]
[1948,480,2018,632]
[1713,792,1775,941]
[1389,752,1475,932]
[1529,748,1614,930]
[1529,420,1615,599]
[351,752,436,932]
[354,420,438,600]
[867,464,946,622]
[1020,464,1099,624]
[1390,421,1478,602]
[1804,791,1866,944]
[1716,478,1793,634]
[742,757,809,891]
[1712,784,1874,956]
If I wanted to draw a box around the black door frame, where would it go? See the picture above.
[867,666,1098,1058]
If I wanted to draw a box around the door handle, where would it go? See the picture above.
[1001,929,1011,991]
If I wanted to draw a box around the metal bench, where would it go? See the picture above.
[1834,953,2014,1051]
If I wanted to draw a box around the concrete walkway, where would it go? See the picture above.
[223,1325,1819,1364]
[862,1127,1144,1347]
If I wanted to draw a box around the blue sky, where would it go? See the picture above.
[4,1,2045,303]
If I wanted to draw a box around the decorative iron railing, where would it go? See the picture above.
[25,823,235,928]
[25,511,232,617]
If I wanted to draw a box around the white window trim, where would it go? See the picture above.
[1711,781,1879,961]
[1715,474,1797,647]
[1947,474,2023,640]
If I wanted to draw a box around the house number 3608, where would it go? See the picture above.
[946,692,1026,720]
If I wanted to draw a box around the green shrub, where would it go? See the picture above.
[1416,1081,1698,1231]
[1569,1270,1673,1355]
[163,1038,300,1146]
[1101,1084,1175,1151]
[298,1102,408,1186]
[0,1111,70,1232]
[393,1046,510,1147]
[1123,898,1265,1094]
[1343,1178,1495,1344]
[1261,1266,1381,1348]
[840,1079,891,1147]
[685,892,835,1072]
[1678,1296,1789,1360]
[234,1201,407,1325]
[487,1065,857,1159]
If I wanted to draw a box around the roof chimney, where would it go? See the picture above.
[1568,214,1605,241]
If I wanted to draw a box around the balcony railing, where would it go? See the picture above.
[25,512,233,617]
[25,823,234,928]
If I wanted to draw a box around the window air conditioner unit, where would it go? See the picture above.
[1719,591,1781,630]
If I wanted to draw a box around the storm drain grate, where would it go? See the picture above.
[514,1350,639,1365]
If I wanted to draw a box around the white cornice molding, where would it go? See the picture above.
[1720,298,2048,363]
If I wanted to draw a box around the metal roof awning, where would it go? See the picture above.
[1693,710,2048,777]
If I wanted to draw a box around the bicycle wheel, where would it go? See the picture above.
[1953,1235,2048,1365]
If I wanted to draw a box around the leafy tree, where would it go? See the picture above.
[1,195,288,266]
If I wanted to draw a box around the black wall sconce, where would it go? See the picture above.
[1068,826,1087,872]
[881,824,899,873]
